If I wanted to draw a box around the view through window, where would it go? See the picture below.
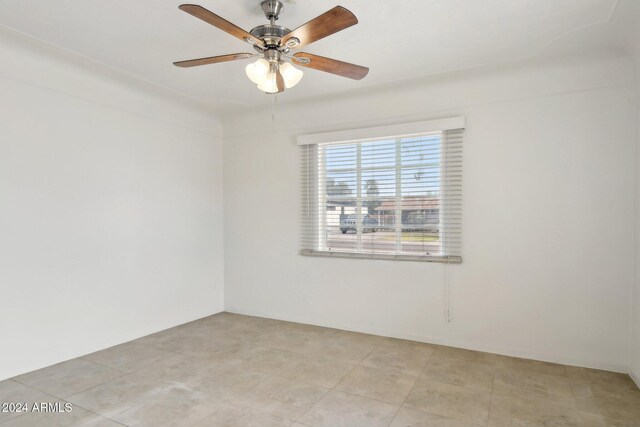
[301,126,463,262]
[322,133,442,255]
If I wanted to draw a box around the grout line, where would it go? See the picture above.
[11,369,128,403]
[3,378,60,401]
[386,347,436,426]
[291,378,333,424]
[62,400,129,427]
[291,342,368,422]
[485,357,498,427]
[325,388,408,408]
[291,342,390,423]
[487,371,497,426]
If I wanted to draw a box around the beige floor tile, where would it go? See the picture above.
[232,375,328,420]
[188,365,269,405]
[488,393,608,427]
[183,339,256,362]
[503,357,568,377]
[134,324,239,354]
[177,320,265,344]
[579,413,639,427]
[12,359,122,399]
[571,377,640,422]
[573,387,640,422]
[194,315,288,347]
[193,404,294,427]
[335,365,418,404]
[5,401,122,427]
[430,347,509,368]
[492,369,577,406]
[251,322,336,352]
[276,352,356,388]
[566,366,637,390]
[299,390,398,427]
[82,341,176,372]
[207,312,282,330]
[112,383,221,427]
[132,326,180,345]
[390,406,485,427]
[134,353,224,384]
[0,380,57,423]
[235,346,303,377]
[360,341,435,376]
[573,380,640,401]
[66,373,170,418]
[8,313,640,427]
[293,330,381,363]
[421,357,495,391]
[404,379,491,424]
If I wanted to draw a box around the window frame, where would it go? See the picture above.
[299,118,464,264]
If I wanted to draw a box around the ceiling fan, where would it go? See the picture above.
[173,1,369,94]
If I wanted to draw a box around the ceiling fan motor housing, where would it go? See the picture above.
[250,25,290,47]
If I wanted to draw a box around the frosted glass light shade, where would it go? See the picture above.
[279,62,303,88]
[245,59,269,85]
[257,71,278,93]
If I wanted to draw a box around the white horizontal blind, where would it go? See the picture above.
[300,126,463,263]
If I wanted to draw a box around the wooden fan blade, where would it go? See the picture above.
[173,53,254,68]
[293,53,369,80]
[276,69,285,93]
[282,6,357,49]
[179,4,264,47]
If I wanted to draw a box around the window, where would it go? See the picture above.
[300,118,464,263]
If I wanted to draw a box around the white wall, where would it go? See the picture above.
[0,28,225,380]
[631,13,640,385]
[633,82,640,385]
[223,54,636,372]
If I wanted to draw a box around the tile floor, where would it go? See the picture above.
[2,312,640,426]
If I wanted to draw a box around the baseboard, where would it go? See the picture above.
[224,306,628,374]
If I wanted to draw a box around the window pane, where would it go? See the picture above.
[315,130,451,258]
[361,140,395,169]
[325,143,357,170]
[400,135,441,255]
[325,168,357,252]
[302,125,463,262]
[362,208,397,254]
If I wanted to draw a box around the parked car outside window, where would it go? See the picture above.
[340,214,378,234]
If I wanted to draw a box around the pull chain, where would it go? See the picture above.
[271,93,277,122]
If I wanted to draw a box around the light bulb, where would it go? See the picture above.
[245,59,269,85]
[279,62,303,88]
[257,71,278,93]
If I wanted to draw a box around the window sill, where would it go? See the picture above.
[300,249,462,264]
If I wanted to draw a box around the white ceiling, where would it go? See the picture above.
[0,0,622,111]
